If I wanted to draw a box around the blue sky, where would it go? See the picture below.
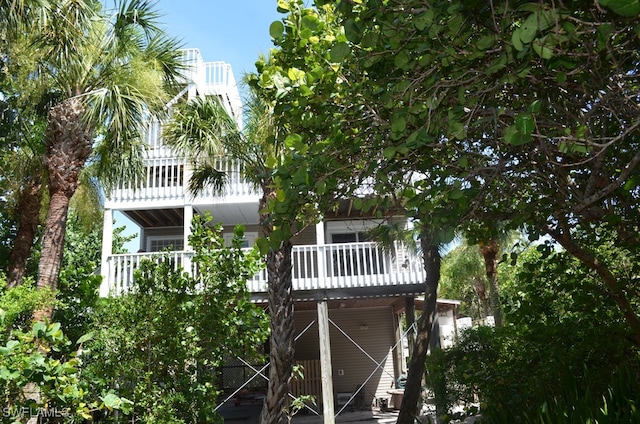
[156,1,285,83]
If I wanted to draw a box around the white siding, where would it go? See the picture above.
[294,306,398,410]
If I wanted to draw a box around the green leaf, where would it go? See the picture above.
[47,322,61,336]
[0,366,20,380]
[391,115,406,133]
[486,52,508,74]
[512,29,525,51]
[287,67,305,82]
[76,332,94,345]
[504,125,532,145]
[383,147,397,159]
[476,34,495,50]
[532,37,554,59]
[559,141,589,154]
[519,15,539,44]
[329,42,351,62]
[270,21,285,40]
[301,14,319,31]
[528,100,542,114]
[449,188,464,200]
[316,180,327,195]
[284,133,302,149]
[255,237,270,255]
[394,50,411,69]
[450,121,466,140]
[344,18,361,43]
[515,114,535,135]
[599,0,640,16]
[33,321,47,337]
[414,10,434,31]
[276,0,290,12]
[101,393,122,410]
[292,167,308,185]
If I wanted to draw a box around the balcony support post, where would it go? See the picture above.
[183,204,193,275]
[100,208,113,297]
[318,300,335,423]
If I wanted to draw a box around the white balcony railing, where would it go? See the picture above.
[107,157,258,206]
[101,242,426,297]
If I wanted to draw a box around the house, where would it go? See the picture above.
[99,49,460,422]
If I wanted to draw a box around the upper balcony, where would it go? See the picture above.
[100,241,427,300]
[105,155,259,210]
[179,49,242,128]
[104,49,246,211]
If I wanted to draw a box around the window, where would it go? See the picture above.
[147,237,184,252]
[330,232,370,244]
[223,232,258,248]
[326,222,385,276]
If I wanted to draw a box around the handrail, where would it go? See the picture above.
[101,242,425,296]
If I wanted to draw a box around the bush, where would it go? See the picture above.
[0,275,131,423]
[426,245,640,423]
[83,215,269,423]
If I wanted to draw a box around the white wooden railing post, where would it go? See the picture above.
[183,204,193,276]
[100,209,113,297]
[315,221,326,284]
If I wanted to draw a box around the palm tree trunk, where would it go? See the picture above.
[397,231,441,424]
[479,239,502,326]
[33,98,92,322]
[7,177,43,288]
[260,240,294,424]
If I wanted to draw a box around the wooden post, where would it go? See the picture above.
[404,296,416,360]
[393,306,405,376]
[318,300,335,424]
[100,208,113,297]
[183,204,193,276]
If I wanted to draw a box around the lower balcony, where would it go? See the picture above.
[100,242,427,300]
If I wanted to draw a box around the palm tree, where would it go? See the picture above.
[475,230,523,327]
[4,148,46,288]
[478,238,503,326]
[163,81,296,424]
[7,0,185,322]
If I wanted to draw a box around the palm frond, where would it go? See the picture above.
[367,221,420,256]
[113,0,162,39]
[163,96,240,157]
[91,131,147,192]
[189,163,227,196]
[143,33,186,91]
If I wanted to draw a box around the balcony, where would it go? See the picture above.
[100,242,427,299]
[106,157,259,209]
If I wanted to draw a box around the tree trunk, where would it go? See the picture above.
[260,240,294,424]
[7,177,43,288]
[33,98,92,322]
[479,239,502,326]
[473,277,489,319]
[547,224,640,347]
[396,232,441,424]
